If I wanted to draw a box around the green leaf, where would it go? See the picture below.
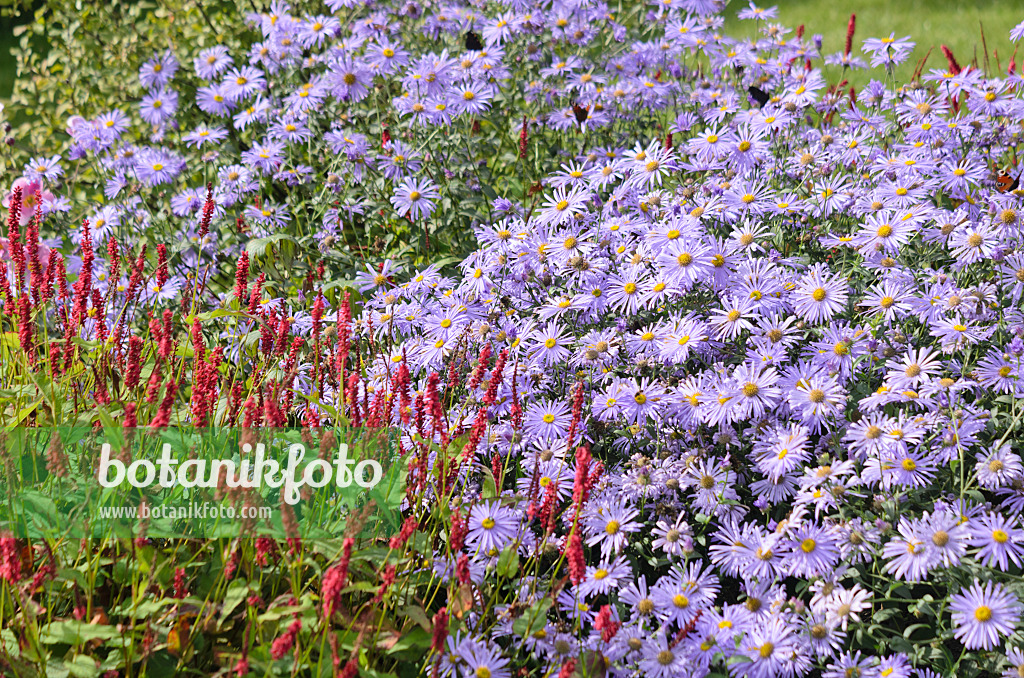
[66,653,108,678]
[219,580,251,628]
[511,597,552,638]
[40,620,120,645]
[401,606,431,632]
[497,544,519,579]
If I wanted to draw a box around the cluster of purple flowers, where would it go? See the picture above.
[6,0,1024,675]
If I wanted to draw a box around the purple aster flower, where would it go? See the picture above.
[638,633,689,678]
[949,580,1021,650]
[577,556,631,598]
[196,83,234,116]
[536,185,588,227]
[882,517,937,581]
[183,125,228,149]
[862,34,915,69]
[23,155,63,183]
[298,15,340,48]
[1012,19,1024,43]
[457,642,511,678]
[584,503,641,557]
[449,82,493,116]
[232,95,271,131]
[194,46,233,79]
[522,399,572,441]
[134,150,183,187]
[787,523,841,577]
[222,66,266,102]
[139,88,178,126]
[975,444,1024,489]
[466,501,518,556]
[328,58,373,102]
[390,178,439,221]
[967,511,1024,570]
[241,140,286,175]
[139,50,178,90]
[792,262,849,325]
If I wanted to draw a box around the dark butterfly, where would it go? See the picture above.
[465,31,483,51]
[747,85,770,108]
[572,103,590,124]
[996,169,1020,193]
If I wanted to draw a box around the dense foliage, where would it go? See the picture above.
[4,0,1024,677]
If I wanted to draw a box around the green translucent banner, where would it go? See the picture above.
[0,427,404,539]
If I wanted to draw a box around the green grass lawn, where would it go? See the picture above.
[723,0,1020,87]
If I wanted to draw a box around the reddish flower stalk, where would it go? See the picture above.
[160,309,175,360]
[491,452,503,486]
[125,244,147,303]
[455,553,471,585]
[482,350,506,405]
[149,379,178,429]
[0,535,21,584]
[68,219,93,336]
[26,208,42,301]
[538,480,560,533]
[448,508,468,552]
[6,187,24,291]
[123,402,138,428]
[270,617,302,660]
[509,362,523,431]
[145,361,163,403]
[430,607,449,653]
[263,382,288,427]
[17,295,33,362]
[468,343,492,391]
[594,605,620,642]
[844,14,855,57]
[107,236,120,284]
[321,538,355,620]
[234,251,250,300]
[155,244,169,288]
[0,262,11,304]
[571,445,593,510]
[125,336,144,389]
[191,318,206,361]
[46,432,69,478]
[372,563,397,603]
[274,315,291,355]
[519,115,528,159]
[191,349,222,428]
[565,531,585,585]
[564,381,585,451]
[172,567,188,598]
[941,45,962,76]
[198,182,215,240]
[6,186,22,240]
[311,293,325,342]
[42,250,59,303]
[394,358,412,425]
